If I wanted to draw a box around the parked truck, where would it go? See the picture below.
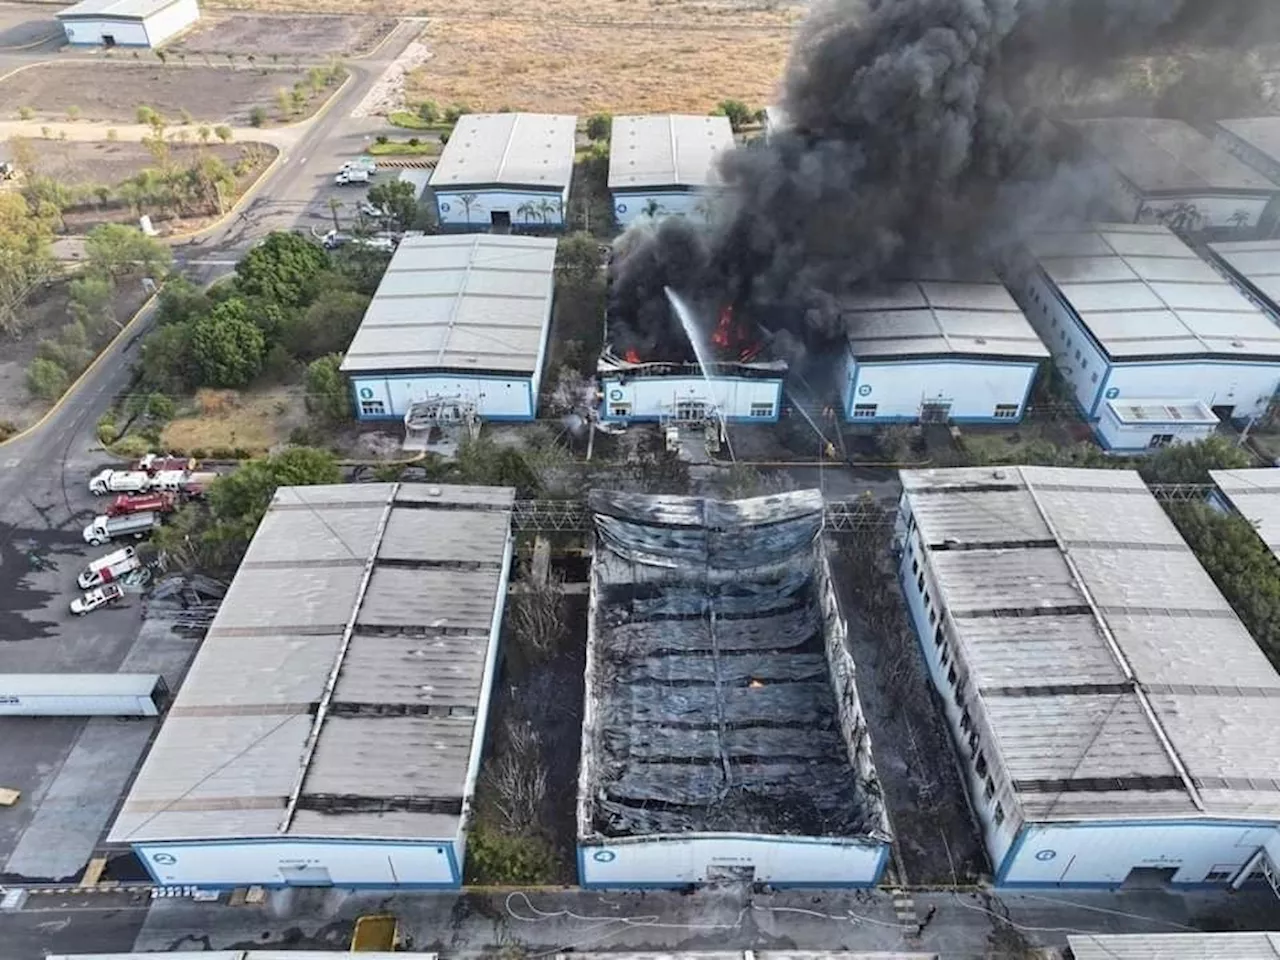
[88,470,152,496]
[70,582,125,615]
[150,469,218,495]
[133,453,196,475]
[77,546,141,589]
[0,673,167,717]
[107,492,177,517]
[82,511,160,546]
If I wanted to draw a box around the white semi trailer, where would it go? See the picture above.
[0,674,167,717]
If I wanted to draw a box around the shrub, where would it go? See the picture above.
[443,104,471,125]
[214,125,232,143]
[106,127,118,142]
[715,98,753,132]
[27,358,69,401]
[585,112,611,142]
[465,821,558,884]
[375,134,389,145]
[17,106,33,120]
[408,137,419,147]
[248,106,267,128]
[66,105,80,121]
[96,414,118,445]
[136,105,157,125]
[417,99,439,123]
[111,433,152,458]
[0,420,18,442]
[189,447,208,460]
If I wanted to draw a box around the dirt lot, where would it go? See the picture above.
[1,63,319,124]
[409,18,793,114]
[170,13,397,58]
[160,386,309,456]
[0,280,149,429]
[25,140,246,188]
[0,1,58,47]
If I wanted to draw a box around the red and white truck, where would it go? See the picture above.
[107,492,177,517]
[132,453,196,475]
[151,469,218,496]
[88,470,152,496]
[77,547,141,590]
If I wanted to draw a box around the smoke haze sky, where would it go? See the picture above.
[606,0,1280,367]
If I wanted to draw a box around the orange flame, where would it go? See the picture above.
[624,348,641,364]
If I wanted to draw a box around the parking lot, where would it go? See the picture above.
[0,440,201,882]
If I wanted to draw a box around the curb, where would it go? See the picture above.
[0,290,159,450]
[274,69,354,131]
[350,18,415,62]
[0,56,54,86]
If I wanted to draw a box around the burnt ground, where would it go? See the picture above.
[830,541,989,887]
[466,569,587,883]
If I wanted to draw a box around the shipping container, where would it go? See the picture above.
[0,674,168,717]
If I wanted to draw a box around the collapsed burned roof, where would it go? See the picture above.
[578,489,887,840]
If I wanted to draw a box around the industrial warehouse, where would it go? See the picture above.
[1215,117,1280,199]
[55,0,199,47]
[107,483,515,888]
[1016,222,1280,443]
[896,466,1280,888]
[838,267,1048,424]
[430,113,577,230]
[340,234,557,425]
[1066,117,1280,232]
[577,489,891,887]
[1208,238,1280,318]
[608,114,734,227]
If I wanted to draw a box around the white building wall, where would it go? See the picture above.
[612,190,706,228]
[895,512,1020,875]
[434,188,568,228]
[1102,363,1280,421]
[1095,168,1270,230]
[600,375,782,422]
[1019,270,1111,417]
[143,0,199,45]
[351,374,535,421]
[61,17,149,45]
[998,822,1279,887]
[136,838,459,888]
[1096,407,1217,453]
[844,355,1038,423]
[579,834,887,887]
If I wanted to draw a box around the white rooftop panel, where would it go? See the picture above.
[902,465,1280,824]
[1212,468,1280,562]
[1210,239,1280,314]
[608,114,734,189]
[1033,224,1280,360]
[341,234,556,376]
[58,0,181,18]
[431,113,576,189]
[1218,117,1280,165]
[109,483,515,844]
[1069,932,1280,960]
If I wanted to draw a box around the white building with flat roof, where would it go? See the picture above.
[107,483,515,889]
[897,466,1280,888]
[1208,238,1280,318]
[839,270,1048,424]
[56,0,198,46]
[1016,223,1280,429]
[608,115,734,227]
[1215,117,1280,209]
[1211,468,1280,562]
[1095,398,1218,453]
[340,234,556,422]
[1067,117,1280,232]
[430,113,576,230]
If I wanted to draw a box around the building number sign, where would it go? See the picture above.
[1104,387,1120,399]
[153,852,178,865]
[440,202,451,213]
[858,384,873,397]
[359,387,374,400]
[1035,849,1057,862]
[609,389,624,401]
[592,849,617,863]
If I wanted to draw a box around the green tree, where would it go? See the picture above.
[444,104,471,125]
[0,192,58,334]
[715,98,753,132]
[136,105,158,126]
[367,179,418,229]
[138,320,196,392]
[1138,435,1251,485]
[304,353,353,422]
[555,231,602,288]
[214,125,233,143]
[84,223,172,279]
[191,300,266,387]
[67,274,116,336]
[585,112,611,142]
[282,289,369,360]
[417,99,440,123]
[249,105,267,128]
[234,231,329,307]
[27,357,68,400]
[154,276,212,326]
[206,447,341,548]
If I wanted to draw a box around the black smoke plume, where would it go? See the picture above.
[606,0,1280,367]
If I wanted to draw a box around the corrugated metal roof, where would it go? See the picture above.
[843,279,1048,361]
[1068,932,1280,960]
[901,465,1280,822]
[608,114,734,189]
[1070,117,1277,192]
[1211,467,1280,563]
[431,113,576,188]
[1029,222,1280,360]
[108,482,514,844]
[340,234,556,376]
[1218,116,1280,165]
[1209,238,1280,314]
[57,0,183,19]
[1105,398,1217,425]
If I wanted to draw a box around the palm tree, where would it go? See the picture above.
[1229,209,1251,230]
[536,197,558,225]
[328,197,343,232]
[516,201,538,225]
[459,193,478,225]
[642,198,666,218]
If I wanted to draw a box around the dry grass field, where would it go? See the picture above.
[206,0,801,114]
[160,386,308,456]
